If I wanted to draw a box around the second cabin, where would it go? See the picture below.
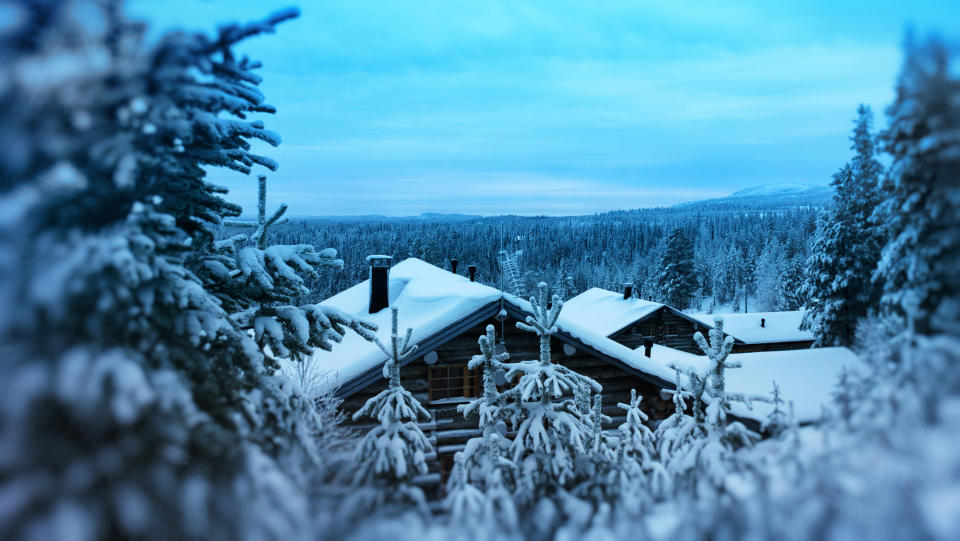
[560,286,815,355]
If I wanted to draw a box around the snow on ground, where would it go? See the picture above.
[313,258,501,384]
[558,287,663,337]
[689,310,813,344]
[637,344,865,423]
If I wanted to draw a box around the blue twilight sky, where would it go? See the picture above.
[129,0,959,217]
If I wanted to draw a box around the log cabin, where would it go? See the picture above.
[312,257,855,499]
[560,286,814,354]
[314,257,680,497]
[687,311,815,352]
[558,287,708,353]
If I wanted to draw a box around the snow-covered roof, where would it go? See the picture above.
[635,344,863,423]
[313,258,502,385]
[556,311,677,385]
[689,311,813,344]
[558,287,663,337]
[313,259,853,424]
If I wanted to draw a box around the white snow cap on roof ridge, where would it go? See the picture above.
[313,258,502,384]
[558,287,663,337]
[689,311,813,344]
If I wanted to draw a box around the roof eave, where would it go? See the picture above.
[335,299,503,398]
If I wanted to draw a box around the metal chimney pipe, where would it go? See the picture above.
[623,282,633,300]
[450,258,459,274]
[643,339,653,358]
[468,265,477,282]
[761,318,766,328]
[366,255,392,314]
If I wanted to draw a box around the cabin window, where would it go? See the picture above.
[429,366,480,402]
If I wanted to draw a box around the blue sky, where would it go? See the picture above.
[129,0,959,216]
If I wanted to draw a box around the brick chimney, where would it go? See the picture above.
[468,264,477,282]
[643,339,653,358]
[450,258,459,274]
[366,255,392,314]
[623,282,633,300]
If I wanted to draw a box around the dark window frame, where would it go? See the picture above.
[428,365,480,402]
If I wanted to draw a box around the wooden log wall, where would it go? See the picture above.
[731,340,815,353]
[609,307,707,353]
[340,311,673,499]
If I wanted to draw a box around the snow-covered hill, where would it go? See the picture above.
[675,183,833,210]
[728,183,829,198]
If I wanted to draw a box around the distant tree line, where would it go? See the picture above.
[253,202,821,313]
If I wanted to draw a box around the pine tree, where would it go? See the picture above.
[224,175,290,250]
[761,381,790,437]
[456,325,515,489]
[505,282,601,505]
[657,228,698,309]
[874,35,960,337]
[615,390,670,506]
[654,367,702,484]
[572,394,620,507]
[350,308,433,513]
[447,325,519,529]
[754,238,786,311]
[0,4,374,538]
[802,105,884,346]
[444,452,486,522]
[656,318,768,495]
[777,256,807,311]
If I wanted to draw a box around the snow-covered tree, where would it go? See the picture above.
[655,318,767,496]
[776,255,807,311]
[456,325,515,488]
[350,308,432,513]
[802,105,884,346]
[615,390,670,505]
[656,228,698,309]
[0,4,375,538]
[693,318,766,430]
[874,35,960,338]
[505,283,601,504]
[754,238,786,311]
[446,325,518,529]
[761,381,790,437]
[654,368,700,474]
[444,452,486,521]
[571,394,620,506]
[225,175,290,249]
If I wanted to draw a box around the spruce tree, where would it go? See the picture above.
[802,105,884,346]
[350,308,433,514]
[754,238,786,311]
[504,283,601,505]
[777,256,807,311]
[657,228,698,309]
[0,3,373,538]
[874,35,960,337]
[455,325,515,490]
[656,318,768,495]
